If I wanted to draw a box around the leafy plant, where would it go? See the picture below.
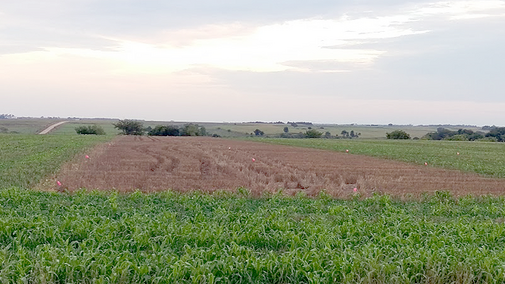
[75,125,106,135]
[386,130,411,139]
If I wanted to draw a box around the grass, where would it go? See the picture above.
[1,188,505,283]
[251,138,505,178]
[0,134,113,188]
[47,120,118,135]
[0,118,65,134]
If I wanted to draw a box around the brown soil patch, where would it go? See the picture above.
[51,136,505,197]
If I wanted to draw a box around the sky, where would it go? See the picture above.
[1,0,504,125]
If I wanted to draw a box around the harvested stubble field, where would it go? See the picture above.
[51,136,505,197]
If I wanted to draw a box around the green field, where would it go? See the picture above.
[2,188,505,283]
[252,138,505,178]
[50,120,119,136]
[0,134,112,188]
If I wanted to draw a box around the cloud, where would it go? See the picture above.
[2,0,505,125]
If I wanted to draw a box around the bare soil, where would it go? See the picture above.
[51,136,505,197]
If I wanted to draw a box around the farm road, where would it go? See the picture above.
[51,136,505,197]
[39,121,68,134]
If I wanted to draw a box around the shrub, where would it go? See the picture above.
[386,130,411,139]
[305,129,323,138]
[148,125,180,136]
[180,124,206,136]
[254,129,264,136]
[485,127,505,142]
[75,125,106,135]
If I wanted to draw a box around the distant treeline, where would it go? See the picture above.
[147,124,207,137]
[0,114,15,119]
[423,127,505,142]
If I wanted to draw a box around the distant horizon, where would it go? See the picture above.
[3,115,500,128]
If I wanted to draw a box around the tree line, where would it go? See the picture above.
[112,120,207,136]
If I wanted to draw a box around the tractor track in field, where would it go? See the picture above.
[51,136,505,197]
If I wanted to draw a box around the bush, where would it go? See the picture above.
[148,125,180,136]
[113,120,144,135]
[254,129,264,136]
[75,125,106,135]
[180,124,206,136]
[305,129,322,138]
[423,128,487,141]
[386,130,411,139]
[485,127,505,142]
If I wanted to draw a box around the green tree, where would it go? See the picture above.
[486,127,505,142]
[283,126,289,133]
[305,129,322,138]
[113,120,144,135]
[181,124,199,136]
[386,130,411,139]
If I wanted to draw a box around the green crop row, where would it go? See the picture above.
[251,138,505,178]
[1,188,505,283]
[0,134,113,188]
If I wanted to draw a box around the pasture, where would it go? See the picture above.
[0,118,64,134]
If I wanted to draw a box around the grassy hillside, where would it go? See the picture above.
[1,188,505,283]
[252,138,505,178]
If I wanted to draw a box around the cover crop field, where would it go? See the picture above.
[0,134,112,188]
[254,138,505,178]
[2,187,505,283]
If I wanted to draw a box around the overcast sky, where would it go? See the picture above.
[1,0,504,125]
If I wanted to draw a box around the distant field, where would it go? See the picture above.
[0,118,64,134]
[0,134,112,188]
[253,138,505,178]
[51,119,119,135]
[1,118,486,138]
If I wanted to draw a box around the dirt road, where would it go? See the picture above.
[39,121,68,134]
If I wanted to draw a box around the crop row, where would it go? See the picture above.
[1,188,505,283]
